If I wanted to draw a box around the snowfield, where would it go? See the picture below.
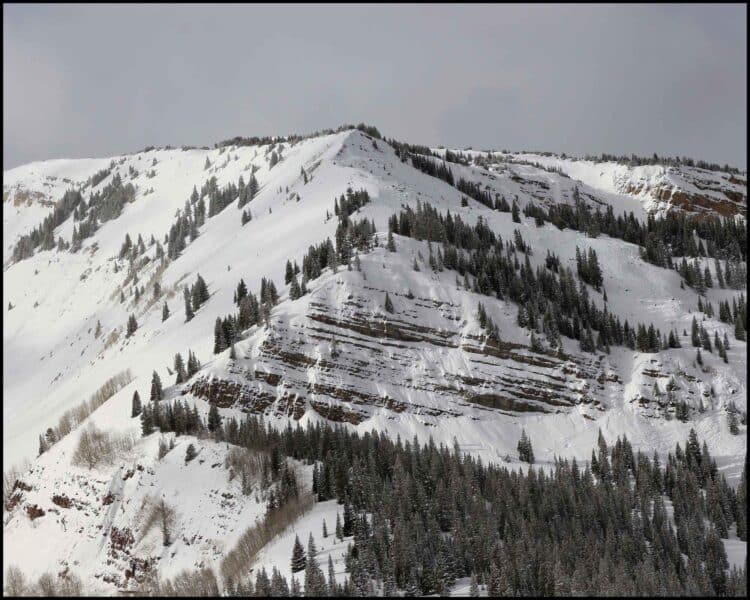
[3,128,746,593]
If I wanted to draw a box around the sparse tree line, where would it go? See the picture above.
[165,414,748,596]
[581,151,744,175]
[215,122,381,150]
[280,189,375,304]
[12,168,139,261]
[675,257,746,292]
[690,316,736,363]
[383,147,746,278]
[37,370,133,456]
[141,397,301,518]
[212,276,279,355]
[11,190,83,259]
[11,403,747,596]
[387,201,693,358]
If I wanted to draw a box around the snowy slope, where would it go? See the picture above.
[505,152,747,218]
[3,127,747,592]
[4,128,746,470]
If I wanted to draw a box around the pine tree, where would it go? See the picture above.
[291,534,306,572]
[158,436,169,460]
[270,567,290,596]
[728,404,740,435]
[384,292,394,313]
[387,230,396,252]
[470,573,480,597]
[735,316,746,341]
[150,371,163,402]
[185,443,197,462]
[162,301,170,322]
[335,513,343,540]
[517,429,535,463]
[214,317,226,354]
[187,350,200,376]
[327,555,336,596]
[174,353,186,384]
[511,200,521,223]
[289,275,302,300]
[290,576,301,597]
[131,391,142,418]
[140,405,154,436]
[208,404,222,434]
[285,260,294,285]
[184,287,194,322]
[126,314,138,337]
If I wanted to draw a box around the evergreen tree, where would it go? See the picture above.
[126,314,138,337]
[291,534,306,573]
[150,370,163,402]
[187,350,200,376]
[270,567,290,596]
[304,533,327,595]
[285,260,295,285]
[470,572,480,597]
[728,404,740,435]
[184,287,194,322]
[511,200,521,223]
[387,230,396,252]
[162,301,169,322]
[131,391,142,418]
[384,292,394,313]
[335,513,343,540]
[214,317,226,354]
[140,405,154,436]
[517,429,535,463]
[255,567,271,597]
[208,403,222,434]
[174,353,186,384]
[185,443,197,462]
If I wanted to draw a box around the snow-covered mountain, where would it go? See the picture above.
[3,126,747,594]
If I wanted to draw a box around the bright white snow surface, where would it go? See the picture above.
[2,129,746,591]
[4,130,745,475]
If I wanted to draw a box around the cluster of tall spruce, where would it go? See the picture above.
[387,201,692,358]
[12,169,137,261]
[148,407,747,597]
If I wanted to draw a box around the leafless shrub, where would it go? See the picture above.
[103,328,120,350]
[3,458,30,511]
[51,494,72,508]
[154,567,219,596]
[9,568,84,596]
[36,573,57,596]
[141,496,177,546]
[25,504,45,520]
[46,370,133,448]
[224,447,266,495]
[57,571,83,596]
[220,492,314,583]
[71,424,136,470]
[158,436,170,460]
[4,565,27,596]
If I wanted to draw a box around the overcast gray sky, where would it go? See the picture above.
[3,4,747,170]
